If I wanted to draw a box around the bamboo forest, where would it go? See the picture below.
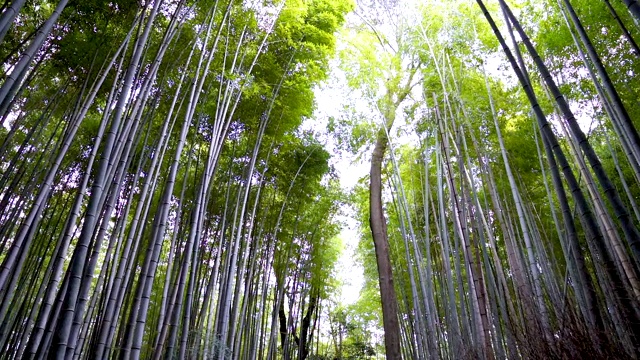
[4,0,640,358]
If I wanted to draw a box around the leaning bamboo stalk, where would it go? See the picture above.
[558,113,640,301]
[433,119,463,357]
[499,0,640,272]
[0,0,70,118]
[125,6,228,357]
[50,3,164,356]
[476,0,640,352]
[558,0,640,188]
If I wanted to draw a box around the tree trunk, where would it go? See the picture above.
[298,293,317,360]
[369,128,402,360]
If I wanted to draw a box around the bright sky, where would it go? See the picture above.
[301,58,370,305]
[301,1,423,307]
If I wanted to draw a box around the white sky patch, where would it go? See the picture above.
[336,215,365,304]
[2,109,19,130]
[301,59,370,305]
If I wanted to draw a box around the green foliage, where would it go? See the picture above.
[0,0,354,357]
[4,0,640,358]
[325,302,379,359]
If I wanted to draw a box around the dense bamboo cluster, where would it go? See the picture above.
[2,0,640,359]
[0,0,350,359]
[346,0,640,359]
